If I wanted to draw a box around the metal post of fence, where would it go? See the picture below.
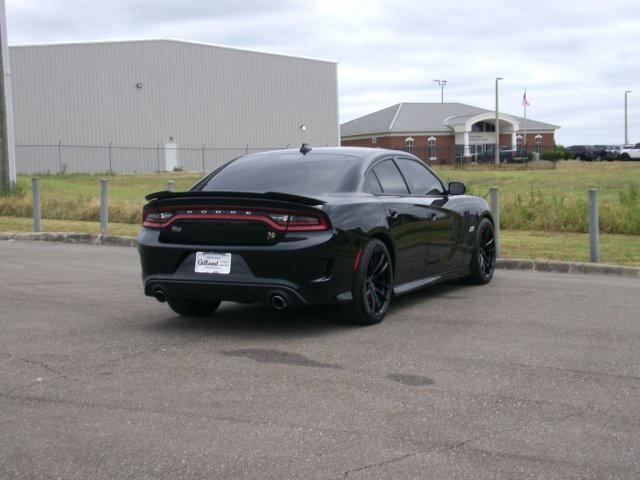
[156,143,160,172]
[245,144,249,155]
[108,142,113,175]
[490,187,500,257]
[57,139,62,174]
[201,144,205,174]
[32,177,42,232]
[589,188,599,263]
[167,180,175,192]
[100,178,108,237]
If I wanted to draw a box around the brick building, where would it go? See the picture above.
[340,103,559,164]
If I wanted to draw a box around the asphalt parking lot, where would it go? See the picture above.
[1,240,640,479]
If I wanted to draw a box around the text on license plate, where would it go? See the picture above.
[195,252,232,274]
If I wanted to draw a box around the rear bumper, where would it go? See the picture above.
[145,277,309,307]
[138,228,356,306]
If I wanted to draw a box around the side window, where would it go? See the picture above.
[364,171,383,194]
[395,158,444,195]
[372,159,409,194]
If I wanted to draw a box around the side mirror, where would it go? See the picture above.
[448,181,466,195]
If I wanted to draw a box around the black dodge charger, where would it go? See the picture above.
[138,146,496,325]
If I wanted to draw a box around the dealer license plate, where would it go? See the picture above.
[194,252,232,274]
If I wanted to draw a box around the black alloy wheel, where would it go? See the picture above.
[365,248,393,315]
[346,239,393,325]
[468,218,496,284]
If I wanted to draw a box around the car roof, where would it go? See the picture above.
[246,146,414,164]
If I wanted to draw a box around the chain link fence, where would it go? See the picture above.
[15,141,562,174]
[15,143,291,175]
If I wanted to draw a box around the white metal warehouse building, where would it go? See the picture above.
[9,39,339,174]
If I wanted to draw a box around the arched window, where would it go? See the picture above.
[405,137,414,154]
[516,135,523,150]
[535,135,543,153]
[428,136,437,160]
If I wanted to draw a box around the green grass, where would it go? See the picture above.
[0,216,140,237]
[2,216,638,267]
[0,172,201,224]
[501,230,640,266]
[0,160,639,235]
[435,161,640,234]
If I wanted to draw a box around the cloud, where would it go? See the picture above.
[6,0,640,144]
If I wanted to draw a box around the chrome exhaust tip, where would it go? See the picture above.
[152,288,167,303]
[270,294,287,311]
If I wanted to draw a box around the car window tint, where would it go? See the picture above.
[395,158,444,195]
[372,160,409,194]
[200,152,361,195]
[364,171,383,194]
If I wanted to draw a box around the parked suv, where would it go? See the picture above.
[619,144,640,160]
[605,145,625,160]
[594,145,609,159]
[564,145,602,161]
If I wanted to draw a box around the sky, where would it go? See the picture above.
[5,0,640,145]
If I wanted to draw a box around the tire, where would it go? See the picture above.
[344,239,393,325]
[620,153,630,161]
[467,218,496,285]
[167,298,221,316]
[596,155,602,161]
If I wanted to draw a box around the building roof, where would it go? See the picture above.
[10,38,338,65]
[341,102,560,136]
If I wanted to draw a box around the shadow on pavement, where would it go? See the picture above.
[146,280,473,338]
[148,302,357,339]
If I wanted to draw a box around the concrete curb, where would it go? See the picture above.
[1,232,638,278]
[496,258,639,278]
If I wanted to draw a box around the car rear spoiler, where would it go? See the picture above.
[144,190,326,206]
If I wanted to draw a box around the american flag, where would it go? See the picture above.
[522,89,530,107]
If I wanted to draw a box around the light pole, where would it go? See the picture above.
[0,0,16,193]
[495,77,503,165]
[433,79,447,103]
[625,90,632,145]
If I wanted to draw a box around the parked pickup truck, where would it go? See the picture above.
[619,144,640,160]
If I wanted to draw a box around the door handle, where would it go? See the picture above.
[389,209,399,219]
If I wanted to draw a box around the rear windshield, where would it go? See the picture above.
[199,151,361,195]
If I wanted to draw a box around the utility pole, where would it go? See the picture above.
[433,79,447,103]
[0,0,15,193]
[625,90,632,145]
[495,77,503,165]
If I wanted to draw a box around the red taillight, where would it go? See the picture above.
[142,207,174,228]
[271,213,328,231]
[142,205,329,232]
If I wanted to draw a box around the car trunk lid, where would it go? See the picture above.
[142,191,328,246]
